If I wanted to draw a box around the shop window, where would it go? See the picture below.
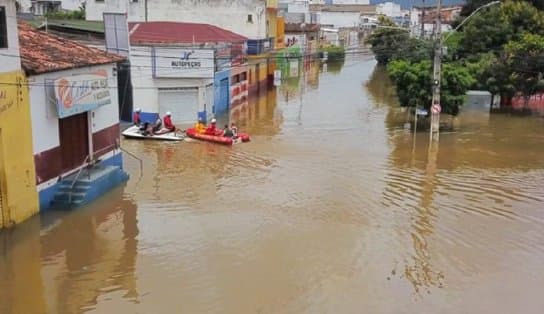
[0,7,7,48]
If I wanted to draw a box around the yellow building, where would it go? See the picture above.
[0,70,40,228]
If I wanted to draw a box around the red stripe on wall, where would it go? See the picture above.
[34,146,62,184]
[93,123,120,157]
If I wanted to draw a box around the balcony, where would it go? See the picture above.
[247,38,274,55]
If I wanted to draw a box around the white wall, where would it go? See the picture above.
[0,0,21,72]
[86,0,267,39]
[376,2,402,17]
[333,0,369,4]
[28,64,119,154]
[288,0,309,13]
[129,46,213,115]
[60,0,84,11]
[320,11,360,28]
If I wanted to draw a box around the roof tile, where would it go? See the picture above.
[128,21,247,45]
[18,22,125,75]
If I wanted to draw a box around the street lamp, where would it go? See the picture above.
[430,0,501,141]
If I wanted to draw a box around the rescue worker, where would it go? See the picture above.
[231,123,238,138]
[133,108,142,126]
[205,118,218,135]
[223,124,234,137]
[162,112,176,132]
[194,117,206,134]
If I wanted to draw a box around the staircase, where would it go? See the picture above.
[52,164,129,209]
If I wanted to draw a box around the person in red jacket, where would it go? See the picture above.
[205,118,219,135]
[163,112,175,131]
[133,108,141,125]
[155,112,175,134]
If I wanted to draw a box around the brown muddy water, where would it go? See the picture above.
[1,55,544,314]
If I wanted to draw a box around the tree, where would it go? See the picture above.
[387,60,475,115]
[459,1,544,57]
[366,16,411,65]
[504,32,544,102]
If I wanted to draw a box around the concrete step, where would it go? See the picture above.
[56,185,90,194]
[53,192,86,202]
[59,180,92,189]
[51,165,129,210]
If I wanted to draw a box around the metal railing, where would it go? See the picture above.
[68,155,90,204]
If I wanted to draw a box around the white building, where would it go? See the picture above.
[0,0,21,71]
[128,21,248,125]
[376,2,402,17]
[85,0,267,39]
[314,4,376,29]
[15,0,85,15]
[333,0,370,4]
[18,23,128,210]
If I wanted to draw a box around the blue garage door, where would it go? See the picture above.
[215,78,229,115]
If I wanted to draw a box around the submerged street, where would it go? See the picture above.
[2,55,544,313]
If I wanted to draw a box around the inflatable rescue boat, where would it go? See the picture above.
[185,128,250,145]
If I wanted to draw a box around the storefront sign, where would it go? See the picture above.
[153,47,215,78]
[47,71,111,118]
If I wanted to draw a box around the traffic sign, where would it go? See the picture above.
[431,103,441,114]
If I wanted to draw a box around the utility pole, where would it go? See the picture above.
[430,0,442,141]
[420,0,425,38]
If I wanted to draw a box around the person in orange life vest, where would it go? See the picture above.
[133,108,142,125]
[194,117,206,134]
[156,112,175,134]
[205,118,219,135]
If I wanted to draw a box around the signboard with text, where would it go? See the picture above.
[47,70,111,119]
[152,47,215,78]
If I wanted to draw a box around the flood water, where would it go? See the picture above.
[2,55,544,314]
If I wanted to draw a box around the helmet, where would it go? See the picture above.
[211,118,217,123]
[166,111,171,116]
[135,108,141,113]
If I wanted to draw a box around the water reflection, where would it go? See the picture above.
[2,55,544,313]
[0,186,138,313]
[369,62,544,299]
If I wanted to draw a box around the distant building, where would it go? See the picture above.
[127,21,248,124]
[311,3,376,29]
[16,0,84,15]
[85,0,268,40]
[332,0,369,4]
[410,5,460,37]
[376,2,402,18]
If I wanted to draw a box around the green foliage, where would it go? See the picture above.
[459,1,544,56]
[366,16,411,64]
[387,60,432,108]
[504,33,544,97]
[318,45,345,62]
[45,6,85,20]
[387,60,475,115]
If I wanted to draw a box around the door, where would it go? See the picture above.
[215,78,229,115]
[59,112,89,173]
[158,88,198,125]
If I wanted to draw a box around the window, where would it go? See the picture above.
[247,14,253,23]
[240,72,247,81]
[0,6,7,48]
